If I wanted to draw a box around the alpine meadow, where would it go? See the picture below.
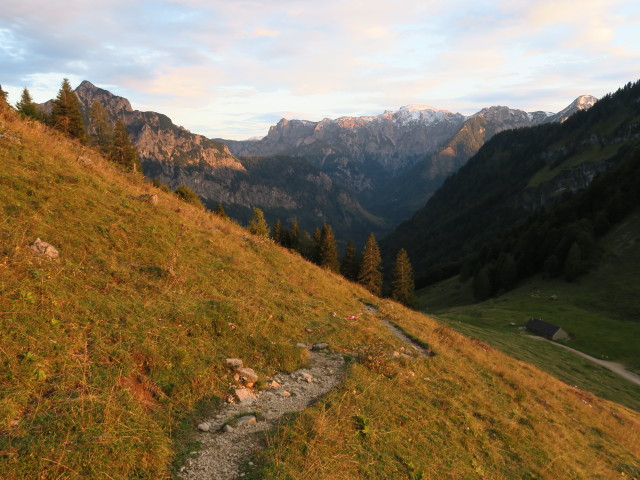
[3,3,640,477]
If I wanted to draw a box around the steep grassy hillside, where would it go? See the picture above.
[1,106,639,479]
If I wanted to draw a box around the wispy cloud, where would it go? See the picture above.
[1,0,638,139]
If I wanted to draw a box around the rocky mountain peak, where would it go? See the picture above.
[75,80,133,116]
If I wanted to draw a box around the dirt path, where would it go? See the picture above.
[528,335,640,387]
[380,319,433,357]
[179,351,346,480]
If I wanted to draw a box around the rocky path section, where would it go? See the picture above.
[179,349,346,480]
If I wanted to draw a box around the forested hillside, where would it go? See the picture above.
[382,80,640,286]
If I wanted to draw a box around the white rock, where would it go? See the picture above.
[237,367,259,387]
[197,422,211,432]
[30,238,59,259]
[233,415,257,427]
[223,424,235,433]
[234,388,256,404]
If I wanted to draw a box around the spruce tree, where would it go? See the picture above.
[52,78,87,143]
[16,87,40,120]
[340,239,361,281]
[175,185,204,208]
[286,219,300,249]
[318,224,340,272]
[271,218,283,244]
[0,85,8,108]
[214,203,229,219]
[88,101,113,153]
[110,119,140,172]
[248,207,269,237]
[312,227,322,264]
[392,248,415,307]
[358,233,383,296]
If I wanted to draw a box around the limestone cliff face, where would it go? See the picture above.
[74,81,244,173]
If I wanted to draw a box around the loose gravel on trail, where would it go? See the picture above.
[179,351,346,480]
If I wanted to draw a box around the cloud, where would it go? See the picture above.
[1,0,638,138]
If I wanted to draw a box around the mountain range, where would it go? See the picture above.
[71,81,596,245]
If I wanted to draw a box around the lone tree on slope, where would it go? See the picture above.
[392,248,416,307]
[358,233,383,296]
[51,78,87,143]
[248,207,270,237]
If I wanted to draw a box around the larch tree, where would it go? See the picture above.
[318,224,340,272]
[340,239,360,281]
[392,248,416,307]
[16,87,41,120]
[51,78,87,143]
[358,233,383,296]
[248,207,269,237]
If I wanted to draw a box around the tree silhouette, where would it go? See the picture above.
[340,239,361,281]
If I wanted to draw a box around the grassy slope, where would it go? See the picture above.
[417,213,640,412]
[1,108,639,479]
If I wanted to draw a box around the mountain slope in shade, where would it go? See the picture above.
[381,81,639,284]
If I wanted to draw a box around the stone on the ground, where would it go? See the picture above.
[232,415,257,427]
[197,422,211,432]
[234,388,256,404]
[301,372,313,383]
[279,390,291,397]
[237,367,258,387]
[222,424,234,433]
[296,342,309,349]
[77,155,94,165]
[138,193,158,205]
[225,358,243,369]
[268,380,281,389]
[30,238,59,259]
[392,351,400,358]
[312,342,329,351]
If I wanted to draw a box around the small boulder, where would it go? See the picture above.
[197,422,211,432]
[232,415,257,427]
[301,372,313,383]
[279,390,291,397]
[222,424,235,433]
[77,155,94,165]
[268,380,281,389]
[296,342,309,349]
[138,193,159,205]
[225,358,243,369]
[234,388,256,405]
[311,342,329,351]
[30,238,59,259]
[236,367,258,387]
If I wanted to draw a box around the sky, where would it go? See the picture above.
[1,1,639,140]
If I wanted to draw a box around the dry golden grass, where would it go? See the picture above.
[1,106,639,479]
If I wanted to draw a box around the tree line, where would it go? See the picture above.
[9,79,140,173]
[223,205,416,307]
